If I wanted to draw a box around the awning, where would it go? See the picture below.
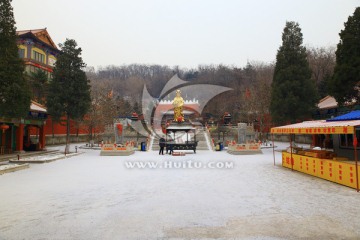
[327,110,360,121]
[270,120,360,134]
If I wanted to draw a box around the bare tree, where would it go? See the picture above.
[307,46,336,97]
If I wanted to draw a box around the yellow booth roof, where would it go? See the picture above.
[271,120,360,134]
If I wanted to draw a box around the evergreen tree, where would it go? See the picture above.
[133,101,140,114]
[47,39,91,153]
[29,69,48,104]
[328,7,360,106]
[0,0,31,118]
[270,21,317,124]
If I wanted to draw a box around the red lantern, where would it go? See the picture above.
[131,112,138,121]
[0,124,9,133]
[116,124,123,135]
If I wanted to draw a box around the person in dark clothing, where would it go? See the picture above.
[159,138,165,155]
[168,141,174,155]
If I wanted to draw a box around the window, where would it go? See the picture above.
[340,134,347,147]
[33,50,45,63]
[18,48,25,58]
[48,56,56,67]
[339,128,360,148]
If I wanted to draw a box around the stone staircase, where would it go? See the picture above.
[152,137,160,151]
[195,129,210,150]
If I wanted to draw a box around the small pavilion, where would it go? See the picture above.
[0,101,47,154]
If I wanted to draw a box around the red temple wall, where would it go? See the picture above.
[29,116,103,136]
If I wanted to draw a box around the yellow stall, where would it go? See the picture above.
[271,114,360,191]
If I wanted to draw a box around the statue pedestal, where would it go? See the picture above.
[227,143,262,155]
[100,143,135,156]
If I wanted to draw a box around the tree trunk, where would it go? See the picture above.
[76,125,79,143]
[89,124,93,141]
[65,114,70,154]
[51,120,55,145]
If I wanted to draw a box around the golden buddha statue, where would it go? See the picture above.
[173,89,184,122]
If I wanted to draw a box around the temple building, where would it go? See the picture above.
[18,29,61,151]
[17,28,59,80]
[0,29,61,154]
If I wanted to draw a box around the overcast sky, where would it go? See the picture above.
[12,0,359,69]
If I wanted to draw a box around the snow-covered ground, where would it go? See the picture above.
[1,142,360,240]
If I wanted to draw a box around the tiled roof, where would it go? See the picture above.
[317,96,338,109]
[17,29,46,35]
[30,101,47,113]
[17,28,58,50]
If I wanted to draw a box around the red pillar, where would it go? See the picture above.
[1,130,5,146]
[16,124,24,151]
[39,125,46,150]
[7,127,12,149]
[311,134,316,148]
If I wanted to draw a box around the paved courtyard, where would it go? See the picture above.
[1,143,360,239]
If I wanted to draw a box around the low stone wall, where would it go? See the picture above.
[0,164,29,175]
[30,135,89,146]
[46,135,89,145]
[30,134,149,146]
